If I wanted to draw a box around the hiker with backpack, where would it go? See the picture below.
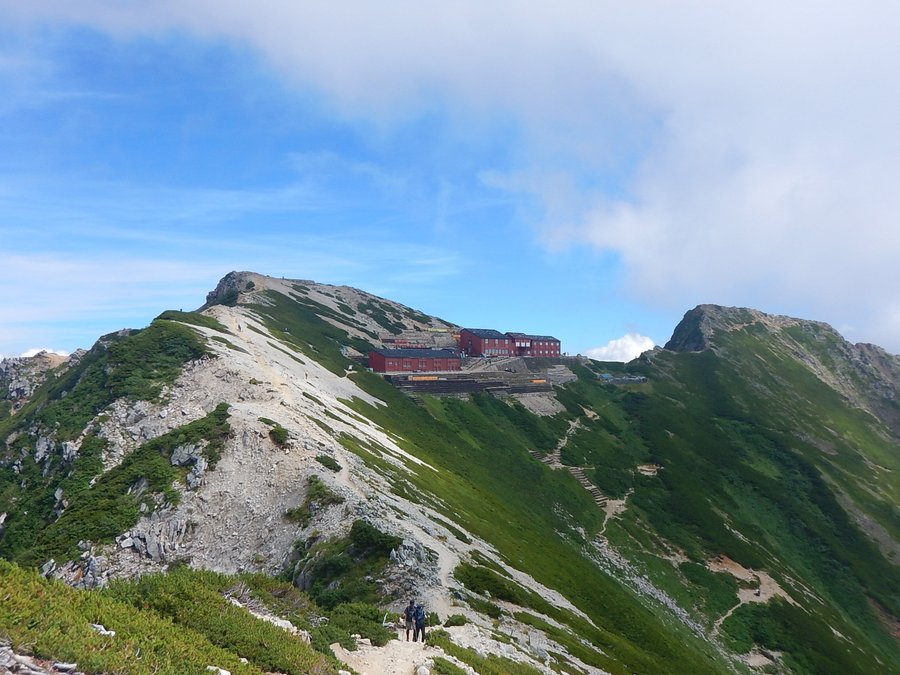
[413,603,427,643]
[403,599,416,641]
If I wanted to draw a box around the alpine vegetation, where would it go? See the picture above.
[1,272,897,675]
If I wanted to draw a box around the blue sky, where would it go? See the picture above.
[2,2,900,360]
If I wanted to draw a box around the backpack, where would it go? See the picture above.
[404,604,415,621]
[414,605,426,625]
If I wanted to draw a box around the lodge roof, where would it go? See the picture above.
[506,332,559,341]
[461,328,508,339]
[371,348,461,359]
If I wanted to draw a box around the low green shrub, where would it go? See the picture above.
[315,454,342,472]
[270,424,289,446]
[105,567,335,675]
[284,475,345,526]
[348,519,402,557]
[465,595,503,619]
[303,391,324,406]
[444,614,467,627]
[432,656,468,675]
[721,599,868,674]
[454,563,552,615]
[294,520,401,609]
[328,603,395,647]
[156,310,230,334]
[0,560,264,675]
[310,621,355,653]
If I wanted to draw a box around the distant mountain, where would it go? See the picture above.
[0,273,897,675]
[666,304,900,435]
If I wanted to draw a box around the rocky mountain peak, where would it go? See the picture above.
[665,304,900,437]
[201,271,270,309]
[664,304,834,353]
[201,271,458,354]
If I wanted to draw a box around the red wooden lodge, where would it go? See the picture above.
[458,328,512,357]
[368,348,462,373]
[459,328,561,358]
[506,332,561,357]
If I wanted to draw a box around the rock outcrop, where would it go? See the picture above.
[0,350,74,412]
[0,640,83,675]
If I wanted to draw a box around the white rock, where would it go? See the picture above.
[12,653,37,667]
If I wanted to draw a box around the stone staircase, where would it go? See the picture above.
[566,466,608,508]
[527,416,608,509]
[528,449,556,466]
[528,452,608,508]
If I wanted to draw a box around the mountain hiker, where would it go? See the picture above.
[413,603,427,643]
[403,599,416,641]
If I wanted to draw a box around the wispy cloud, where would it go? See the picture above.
[0,171,465,354]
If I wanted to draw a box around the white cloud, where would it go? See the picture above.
[585,333,655,363]
[3,2,900,350]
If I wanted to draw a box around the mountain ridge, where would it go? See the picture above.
[1,272,897,675]
[665,304,900,437]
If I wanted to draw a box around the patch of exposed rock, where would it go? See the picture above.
[0,350,77,412]
[665,305,810,353]
[0,639,84,675]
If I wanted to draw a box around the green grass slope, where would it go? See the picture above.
[0,560,340,674]
[609,346,899,673]
[233,283,899,673]
[2,280,896,674]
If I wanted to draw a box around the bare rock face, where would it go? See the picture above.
[664,305,807,352]
[386,540,441,601]
[663,305,725,352]
[0,350,74,412]
[202,270,271,309]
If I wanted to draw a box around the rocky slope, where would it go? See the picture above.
[1,276,898,675]
[1,274,602,673]
[0,350,72,415]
